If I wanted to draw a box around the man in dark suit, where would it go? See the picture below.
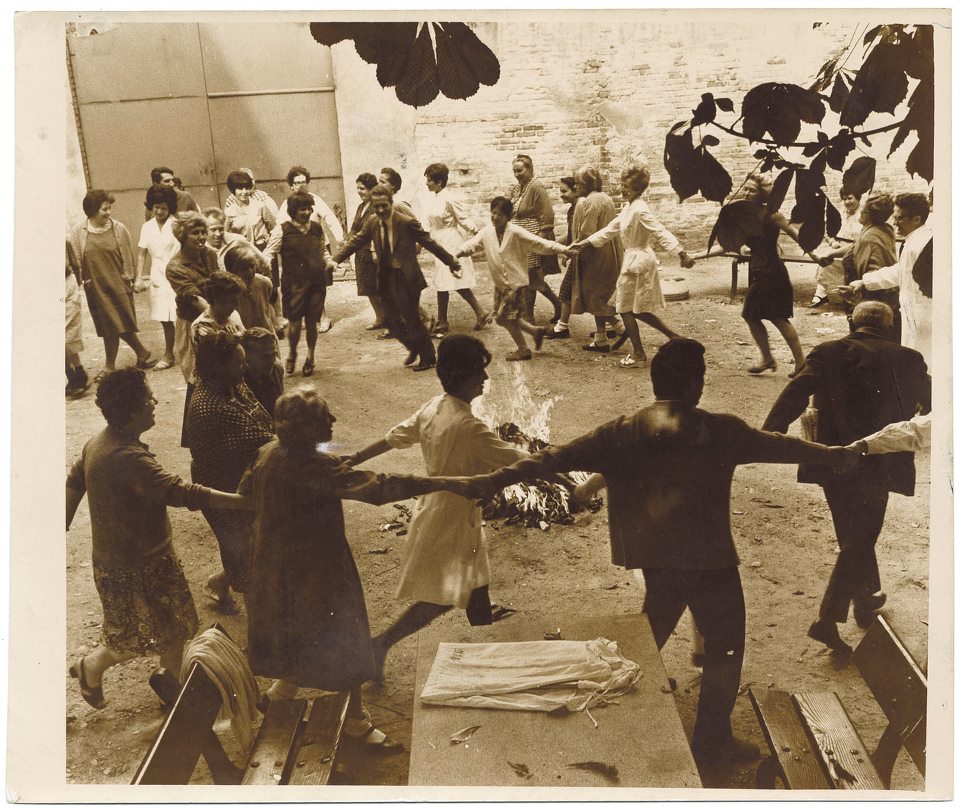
[333,184,460,371]
[763,301,931,654]
[456,339,855,766]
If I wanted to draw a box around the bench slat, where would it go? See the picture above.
[750,688,832,789]
[793,692,885,790]
[287,693,351,785]
[133,662,224,785]
[852,615,926,778]
[242,698,308,785]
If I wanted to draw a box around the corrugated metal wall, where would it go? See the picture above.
[67,21,344,238]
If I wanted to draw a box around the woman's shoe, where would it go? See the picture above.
[302,358,315,377]
[583,342,611,353]
[344,715,404,753]
[473,312,493,331]
[431,320,450,337]
[747,360,777,374]
[153,358,175,371]
[788,361,805,379]
[619,353,647,368]
[136,355,159,370]
[285,355,297,375]
[69,655,106,710]
[545,327,570,339]
[809,296,827,308]
[505,349,533,361]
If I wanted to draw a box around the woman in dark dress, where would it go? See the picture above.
[184,333,274,611]
[351,172,387,332]
[68,190,157,379]
[238,385,471,749]
[739,173,819,376]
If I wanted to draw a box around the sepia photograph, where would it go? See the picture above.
[8,7,952,801]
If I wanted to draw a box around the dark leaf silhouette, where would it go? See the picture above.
[862,24,887,47]
[691,93,717,126]
[797,210,826,252]
[708,200,765,253]
[801,142,822,158]
[715,97,735,113]
[663,122,700,202]
[435,22,500,98]
[904,24,934,82]
[395,24,440,107]
[767,168,795,215]
[310,21,500,108]
[698,148,733,203]
[840,41,910,127]
[742,83,825,144]
[825,131,855,171]
[828,72,849,113]
[842,156,876,197]
[702,134,720,147]
[890,81,934,181]
[825,199,842,238]
[507,761,531,779]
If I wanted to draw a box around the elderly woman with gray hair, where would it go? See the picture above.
[571,163,694,368]
[237,385,473,748]
[567,166,623,352]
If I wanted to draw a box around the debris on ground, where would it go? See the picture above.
[450,725,481,745]
[566,761,620,784]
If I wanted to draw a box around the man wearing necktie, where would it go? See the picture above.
[334,184,461,371]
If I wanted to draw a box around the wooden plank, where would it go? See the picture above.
[286,693,351,785]
[242,699,308,785]
[852,616,926,775]
[408,613,701,788]
[793,692,885,790]
[133,663,222,785]
[748,689,832,789]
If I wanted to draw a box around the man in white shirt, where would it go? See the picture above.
[273,166,345,334]
[844,192,933,369]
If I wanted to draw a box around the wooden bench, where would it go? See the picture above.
[750,615,926,790]
[132,661,350,785]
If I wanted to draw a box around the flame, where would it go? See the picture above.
[473,365,560,443]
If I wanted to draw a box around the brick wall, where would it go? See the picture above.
[335,18,930,247]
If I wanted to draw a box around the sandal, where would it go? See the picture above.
[302,358,316,377]
[136,355,159,370]
[583,342,611,353]
[154,358,175,371]
[69,655,106,710]
[344,716,404,753]
[285,355,297,375]
[619,354,647,368]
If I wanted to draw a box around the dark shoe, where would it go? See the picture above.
[69,655,106,710]
[411,358,436,372]
[403,350,419,367]
[692,735,760,765]
[583,342,611,353]
[544,328,570,340]
[589,330,621,339]
[431,320,450,337]
[285,355,297,375]
[136,355,159,370]
[343,719,405,753]
[853,592,886,627]
[807,620,853,655]
[747,360,777,374]
[302,358,315,377]
[505,349,533,361]
[533,328,547,351]
[809,296,827,308]
[377,330,396,340]
[149,667,182,709]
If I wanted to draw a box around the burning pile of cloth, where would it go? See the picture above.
[482,422,603,529]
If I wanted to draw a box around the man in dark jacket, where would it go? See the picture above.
[333,184,461,372]
[458,338,855,765]
[763,301,931,654]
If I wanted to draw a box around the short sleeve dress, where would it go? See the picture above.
[741,209,794,322]
[138,216,180,322]
[422,188,478,292]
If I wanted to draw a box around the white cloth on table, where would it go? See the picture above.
[138,217,180,321]
[587,198,684,314]
[420,637,642,713]
[385,393,525,608]
[423,188,477,291]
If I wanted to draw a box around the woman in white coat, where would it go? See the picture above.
[346,335,525,682]
[571,163,694,368]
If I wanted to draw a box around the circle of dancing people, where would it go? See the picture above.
[66,156,933,769]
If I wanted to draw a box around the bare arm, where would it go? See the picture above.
[771,210,819,262]
[66,485,84,530]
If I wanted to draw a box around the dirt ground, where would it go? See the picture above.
[65,254,929,791]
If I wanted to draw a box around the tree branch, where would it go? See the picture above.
[710,118,904,148]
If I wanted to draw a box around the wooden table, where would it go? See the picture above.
[408,613,701,788]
